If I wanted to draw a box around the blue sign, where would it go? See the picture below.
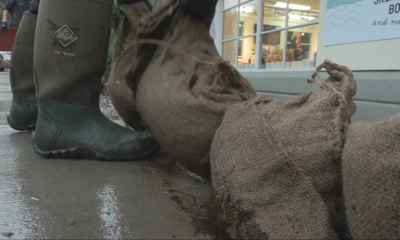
[324,0,400,45]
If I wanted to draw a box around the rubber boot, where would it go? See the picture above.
[32,0,160,160]
[7,11,38,131]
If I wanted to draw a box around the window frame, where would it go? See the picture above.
[219,0,320,71]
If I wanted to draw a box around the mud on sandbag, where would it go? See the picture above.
[342,114,400,240]
[210,60,357,239]
[105,0,257,178]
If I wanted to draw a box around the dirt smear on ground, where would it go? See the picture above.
[149,155,234,240]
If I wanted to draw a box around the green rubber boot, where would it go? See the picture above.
[7,11,38,131]
[32,0,160,160]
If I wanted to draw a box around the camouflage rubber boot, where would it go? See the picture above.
[7,11,38,131]
[32,0,160,160]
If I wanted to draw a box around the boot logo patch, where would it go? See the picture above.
[54,25,78,47]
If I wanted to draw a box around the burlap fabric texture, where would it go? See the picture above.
[104,2,151,130]
[105,0,256,178]
[342,113,400,240]
[210,60,357,239]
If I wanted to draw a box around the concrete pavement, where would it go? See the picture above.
[0,72,232,239]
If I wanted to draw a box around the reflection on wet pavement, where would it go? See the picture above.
[0,126,219,239]
[97,185,129,239]
[0,130,46,239]
[0,73,232,239]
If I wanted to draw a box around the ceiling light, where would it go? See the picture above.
[288,13,315,21]
[240,6,254,13]
[274,2,311,11]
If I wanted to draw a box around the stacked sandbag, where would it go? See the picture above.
[342,114,400,239]
[106,0,257,178]
[211,60,357,239]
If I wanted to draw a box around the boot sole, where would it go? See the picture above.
[31,132,161,161]
[7,114,36,131]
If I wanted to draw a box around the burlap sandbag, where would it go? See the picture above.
[342,114,400,240]
[107,0,256,178]
[104,2,155,130]
[210,60,357,239]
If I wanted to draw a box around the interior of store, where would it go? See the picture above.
[222,0,320,70]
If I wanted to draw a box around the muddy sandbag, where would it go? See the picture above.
[105,0,183,129]
[104,2,152,130]
[342,114,400,240]
[107,0,256,178]
[210,60,357,239]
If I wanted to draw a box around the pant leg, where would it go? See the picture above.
[117,0,153,11]
[182,0,218,18]
[181,0,218,29]
[29,0,40,15]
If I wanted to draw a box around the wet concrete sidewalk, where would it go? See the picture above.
[0,73,231,239]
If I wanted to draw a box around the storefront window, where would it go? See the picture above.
[287,0,319,26]
[239,0,258,37]
[223,40,237,66]
[224,0,238,10]
[238,36,257,69]
[221,0,319,70]
[223,8,238,39]
[259,30,284,69]
[262,4,286,30]
[285,24,318,69]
